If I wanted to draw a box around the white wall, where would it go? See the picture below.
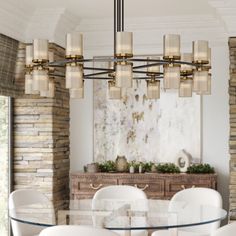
[69,19,230,212]
[202,44,230,211]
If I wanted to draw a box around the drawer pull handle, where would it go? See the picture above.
[89,184,103,190]
[181,185,196,190]
[134,184,149,191]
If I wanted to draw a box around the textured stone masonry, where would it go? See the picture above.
[229,37,236,221]
[13,43,70,207]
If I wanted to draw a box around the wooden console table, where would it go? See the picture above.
[70,172,217,200]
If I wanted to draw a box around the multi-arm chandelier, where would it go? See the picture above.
[25,0,211,100]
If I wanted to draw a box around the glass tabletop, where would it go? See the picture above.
[9,199,227,231]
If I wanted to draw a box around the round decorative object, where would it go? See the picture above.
[86,163,99,173]
[175,150,192,173]
[116,156,128,172]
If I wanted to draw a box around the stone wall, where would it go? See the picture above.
[13,43,70,205]
[0,34,23,97]
[229,37,236,220]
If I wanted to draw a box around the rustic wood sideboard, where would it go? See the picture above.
[70,172,217,200]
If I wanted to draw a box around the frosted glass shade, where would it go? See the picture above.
[193,70,209,92]
[33,39,49,62]
[197,74,211,95]
[66,32,83,58]
[205,48,211,69]
[163,65,180,89]
[26,45,33,67]
[40,79,55,98]
[70,86,84,99]
[163,34,181,59]
[147,80,160,99]
[108,80,121,99]
[179,79,193,97]
[193,40,209,63]
[181,53,193,72]
[66,64,83,89]
[116,32,133,57]
[49,51,54,62]
[25,73,33,94]
[147,57,160,74]
[32,69,49,92]
[115,63,133,88]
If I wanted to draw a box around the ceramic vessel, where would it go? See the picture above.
[116,156,128,172]
[86,163,99,173]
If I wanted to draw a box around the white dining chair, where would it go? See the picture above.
[211,222,236,236]
[92,185,148,236]
[39,225,119,236]
[152,187,223,236]
[9,189,55,236]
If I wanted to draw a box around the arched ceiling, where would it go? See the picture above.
[23,0,215,18]
[0,0,236,46]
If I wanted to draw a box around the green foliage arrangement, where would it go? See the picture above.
[128,160,140,172]
[98,160,116,172]
[156,163,180,173]
[187,163,215,174]
[128,160,156,173]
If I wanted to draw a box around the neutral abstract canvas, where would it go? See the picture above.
[93,61,201,163]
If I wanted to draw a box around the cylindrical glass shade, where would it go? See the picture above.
[179,79,193,97]
[163,65,180,89]
[49,51,54,62]
[40,78,55,98]
[147,57,160,75]
[32,68,49,92]
[66,32,83,59]
[108,80,121,99]
[66,64,83,89]
[146,80,160,99]
[193,70,209,92]
[197,73,211,95]
[181,53,193,72]
[205,47,211,69]
[116,32,133,57]
[115,63,133,88]
[70,86,84,99]
[25,73,33,94]
[163,34,181,59]
[193,40,209,63]
[26,45,33,67]
[33,39,49,62]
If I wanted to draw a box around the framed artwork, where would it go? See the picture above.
[93,57,202,163]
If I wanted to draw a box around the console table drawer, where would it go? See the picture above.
[165,178,214,198]
[118,178,165,198]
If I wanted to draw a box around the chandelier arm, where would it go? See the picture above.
[84,75,164,80]
[48,73,65,78]
[133,70,163,75]
[85,71,111,77]
[83,67,113,72]
[129,58,200,66]
[133,63,166,70]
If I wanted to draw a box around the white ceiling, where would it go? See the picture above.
[1,0,236,46]
[23,0,216,18]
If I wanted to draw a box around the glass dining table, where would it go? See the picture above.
[9,199,227,235]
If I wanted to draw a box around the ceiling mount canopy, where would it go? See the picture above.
[25,0,212,99]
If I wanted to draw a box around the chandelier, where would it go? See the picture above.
[24,0,211,100]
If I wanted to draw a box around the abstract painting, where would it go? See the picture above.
[93,59,201,163]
